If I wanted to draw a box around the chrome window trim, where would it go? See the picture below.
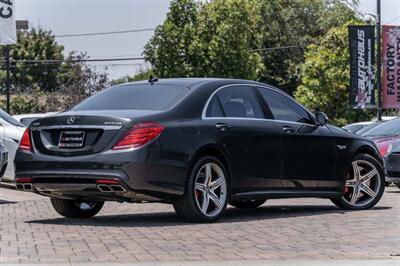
[201,83,316,126]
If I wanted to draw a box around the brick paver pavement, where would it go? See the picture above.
[0,187,399,264]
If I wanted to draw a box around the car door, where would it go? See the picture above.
[256,86,337,190]
[203,85,282,194]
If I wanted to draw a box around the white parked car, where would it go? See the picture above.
[1,112,59,182]
[0,109,26,182]
[13,112,58,127]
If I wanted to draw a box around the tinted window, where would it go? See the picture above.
[206,96,224,117]
[213,86,263,118]
[72,84,189,111]
[257,88,312,123]
[0,109,24,127]
[362,118,400,137]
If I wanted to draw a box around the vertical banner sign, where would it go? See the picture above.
[382,25,400,109]
[0,0,16,45]
[348,25,375,109]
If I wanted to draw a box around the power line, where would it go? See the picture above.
[0,57,145,64]
[252,45,303,52]
[54,28,155,38]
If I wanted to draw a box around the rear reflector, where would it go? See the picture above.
[16,178,33,183]
[112,122,164,150]
[95,179,120,185]
[19,128,32,151]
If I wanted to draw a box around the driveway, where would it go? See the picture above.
[0,187,399,264]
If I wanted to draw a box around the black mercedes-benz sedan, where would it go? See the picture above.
[14,78,385,222]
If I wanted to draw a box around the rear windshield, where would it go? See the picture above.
[72,84,190,111]
[362,118,400,137]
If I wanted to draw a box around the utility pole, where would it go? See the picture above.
[376,0,383,121]
[4,45,10,113]
[3,20,29,114]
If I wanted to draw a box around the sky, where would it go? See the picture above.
[14,0,400,81]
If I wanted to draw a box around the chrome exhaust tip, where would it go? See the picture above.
[23,184,33,191]
[97,185,112,192]
[110,185,127,192]
[16,184,24,190]
[97,184,127,193]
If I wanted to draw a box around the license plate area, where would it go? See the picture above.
[58,131,86,148]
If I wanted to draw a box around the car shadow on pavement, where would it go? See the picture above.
[26,205,391,227]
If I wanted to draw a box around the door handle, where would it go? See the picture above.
[216,123,231,131]
[283,126,295,134]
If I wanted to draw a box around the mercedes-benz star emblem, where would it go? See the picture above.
[67,116,75,125]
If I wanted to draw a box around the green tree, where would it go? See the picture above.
[2,28,64,93]
[258,0,359,94]
[144,0,199,77]
[144,0,264,80]
[294,21,373,126]
[111,68,154,85]
[193,0,263,79]
[50,51,109,110]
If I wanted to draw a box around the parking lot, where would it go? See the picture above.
[0,186,398,264]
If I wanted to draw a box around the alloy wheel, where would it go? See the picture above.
[194,162,227,217]
[342,160,381,207]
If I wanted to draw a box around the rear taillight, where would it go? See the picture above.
[16,177,32,183]
[112,122,164,150]
[19,128,32,151]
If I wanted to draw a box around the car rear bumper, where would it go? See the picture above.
[14,175,165,202]
[14,147,188,201]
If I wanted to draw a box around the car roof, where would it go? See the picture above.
[123,78,266,89]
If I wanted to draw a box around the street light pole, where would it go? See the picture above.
[376,0,382,121]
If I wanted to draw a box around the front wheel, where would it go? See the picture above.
[51,198,104,218]
[173,156,229,223]
[331,153,385,210]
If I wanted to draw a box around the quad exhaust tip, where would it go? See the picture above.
[15,178,127,193]
[16,183,33,191]
[97,184,126,193]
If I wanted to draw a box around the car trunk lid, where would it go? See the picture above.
[29,110,161,156]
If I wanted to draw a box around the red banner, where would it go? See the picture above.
[382,25,400,109]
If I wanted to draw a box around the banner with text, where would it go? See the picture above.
[348,25,375,109]
[0,0,16,45]
[382,25,400,109]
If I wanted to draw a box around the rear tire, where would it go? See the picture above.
[230,199,267,209]
[51,198,104,218]
[331,153,385,210]
[173,156,229,223]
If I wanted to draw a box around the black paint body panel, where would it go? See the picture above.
[14,78,382,202]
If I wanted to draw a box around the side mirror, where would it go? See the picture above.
[314,112,329,126]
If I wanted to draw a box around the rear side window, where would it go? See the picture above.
[257,87,312,124]
[206,97,225,117]
[206,85,263,119]
[72,84,189,111]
